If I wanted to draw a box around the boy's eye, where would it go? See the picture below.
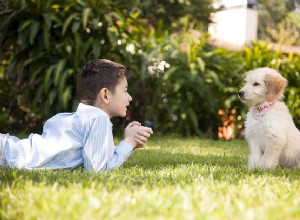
[253,82,260,86]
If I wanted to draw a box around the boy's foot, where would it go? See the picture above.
[0,134,7,166]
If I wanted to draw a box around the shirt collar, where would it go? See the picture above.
[77,103,110,118]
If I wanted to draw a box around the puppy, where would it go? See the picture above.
[238,67,300,169]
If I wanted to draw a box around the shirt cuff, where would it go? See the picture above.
[116,140,134,160]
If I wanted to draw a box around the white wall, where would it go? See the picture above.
[209,5,258,46]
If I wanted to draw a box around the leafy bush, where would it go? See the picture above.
[126,37,300,138]
[134,0,215,30]
[1,1,300,138]
[0,0,142,132]
[123,29,245,137]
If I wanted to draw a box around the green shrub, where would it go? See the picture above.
[123,29,245,137]
[126,38,300,137]
[0,0,143,132]
[1,1,300,137]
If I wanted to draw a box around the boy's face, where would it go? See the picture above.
[106,76,132,118]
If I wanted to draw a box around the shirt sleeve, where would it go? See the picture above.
[82,116,133,172]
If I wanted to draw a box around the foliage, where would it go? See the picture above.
[1,1,300,138]
[117,24,245,137]
[257,0,300,46]
[1,137,300,219]
[126,30,300,137]
[133,0,215,31]
[143,32,243,137]
[0,0,143,132]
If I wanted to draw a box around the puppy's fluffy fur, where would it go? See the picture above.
[239,67,300,169]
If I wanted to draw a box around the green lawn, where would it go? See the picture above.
[1,136,300,220]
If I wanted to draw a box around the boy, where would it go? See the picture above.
[0,59,153,172]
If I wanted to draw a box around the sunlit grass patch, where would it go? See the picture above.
[1,136,300,219]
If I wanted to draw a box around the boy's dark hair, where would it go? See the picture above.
[76,59,129,105]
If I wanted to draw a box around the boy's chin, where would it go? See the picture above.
[119,112,127,117]
[110,113,126,118]
[113,109,128,118]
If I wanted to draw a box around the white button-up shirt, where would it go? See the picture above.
[1,103,133,171]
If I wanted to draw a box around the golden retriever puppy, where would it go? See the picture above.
[238,67,300,169]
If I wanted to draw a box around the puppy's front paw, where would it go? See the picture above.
[248,164,259,169]
[248,158,261,168]
[259,159,277,169]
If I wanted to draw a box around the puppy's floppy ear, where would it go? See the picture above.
[265,73,287,102]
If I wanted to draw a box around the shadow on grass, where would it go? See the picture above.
[125,149,246,169]
[1,150,300,187]
[125,149,300,180]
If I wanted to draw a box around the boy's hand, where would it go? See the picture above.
[124,122,153,149]
[127,121,141,127]
[133,126,153,148]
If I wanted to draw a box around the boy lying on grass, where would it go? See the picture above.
[0,59,153,172]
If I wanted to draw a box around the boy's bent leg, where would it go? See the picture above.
[0,134,7,167]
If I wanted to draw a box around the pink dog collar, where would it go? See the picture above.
[254,100,278,120]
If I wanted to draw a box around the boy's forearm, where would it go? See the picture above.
[124,138,138,149]
[104,140,134,170]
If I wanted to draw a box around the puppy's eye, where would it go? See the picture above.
[253,82,260,86]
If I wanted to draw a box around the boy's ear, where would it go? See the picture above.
[99,88,110,104]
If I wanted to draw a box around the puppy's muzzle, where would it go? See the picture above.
[238,90,245,99]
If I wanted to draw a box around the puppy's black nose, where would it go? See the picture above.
[238,91,244,98]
